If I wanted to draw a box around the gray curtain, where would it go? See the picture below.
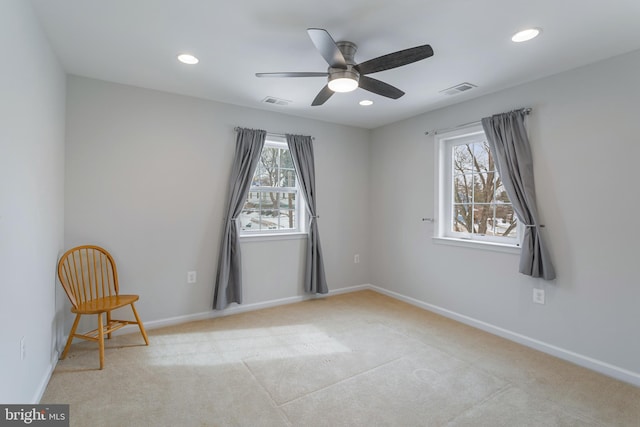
[286,134,328,294]
[213,128,266,309]
[481,110,556,280]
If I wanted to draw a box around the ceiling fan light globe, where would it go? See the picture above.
[328,69,359,93]
[328,78,359,92]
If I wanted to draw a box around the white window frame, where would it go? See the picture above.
[239,136,306,240]
[434,124,521,253]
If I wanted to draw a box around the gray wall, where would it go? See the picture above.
[5,4,639,399]
[64,76,371,328]
[370,49,640,378]
[0,1,66,403]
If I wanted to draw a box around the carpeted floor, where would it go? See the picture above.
[41,290,640,426]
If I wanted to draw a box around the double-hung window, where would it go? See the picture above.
[239,137,304,235]
[435,124,520,249]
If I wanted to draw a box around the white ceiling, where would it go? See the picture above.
[30,0,640,129]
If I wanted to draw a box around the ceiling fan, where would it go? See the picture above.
[256,28,434,106]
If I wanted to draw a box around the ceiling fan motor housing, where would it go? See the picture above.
[327,41,360,92]
[329,68,360,84]
[336,41,358,64]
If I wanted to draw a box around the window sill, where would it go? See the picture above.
[432,236,521,254]
[240,232,308,243]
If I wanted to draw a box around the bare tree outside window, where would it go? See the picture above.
[451,140,517,238]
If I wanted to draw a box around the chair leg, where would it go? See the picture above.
[106,311,112,339]
[61,314,81,360]
[97,312,105,370]
[130,302,149,345]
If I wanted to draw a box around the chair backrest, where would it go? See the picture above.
[57,245,120,308]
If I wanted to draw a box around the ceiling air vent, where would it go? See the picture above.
[261,96,291,106]
[440,82,477,96]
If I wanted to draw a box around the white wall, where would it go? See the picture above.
[64,76,370,329]
[370,49,640,380]
[0,0,66,403]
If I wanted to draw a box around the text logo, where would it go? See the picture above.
[0,405,69,426]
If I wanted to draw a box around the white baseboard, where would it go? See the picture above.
[368,284,640,388]
[34,350,59,403]
[53,283,639,388]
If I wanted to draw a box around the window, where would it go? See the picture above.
[239,137,304,235]
[436,124,520,248]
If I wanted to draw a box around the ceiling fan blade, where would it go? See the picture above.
[307,28,347,69]
[358,76,405,99]
[355,44,434,75]
[256,72,328,78]
[311,85,334,106]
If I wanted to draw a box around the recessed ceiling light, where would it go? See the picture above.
[359,100,373,106]
[177,53,199,65]
[511,28,541,43]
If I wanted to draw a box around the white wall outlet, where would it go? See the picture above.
[533,288,545,305]
[20,336,26,360]
[187,271,197,284]
[354,254,360,264]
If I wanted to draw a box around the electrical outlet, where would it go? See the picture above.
[533,288,545,305]
[187,271,197,284]
[354,254,360,264]
[20,336,26,360]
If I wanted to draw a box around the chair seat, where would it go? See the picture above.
[72,294,140,314]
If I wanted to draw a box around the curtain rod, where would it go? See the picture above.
[424,108,531,136]
[233,127,314,140]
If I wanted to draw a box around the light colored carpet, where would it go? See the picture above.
[41,290,640,426]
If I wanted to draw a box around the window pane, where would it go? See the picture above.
[240,205,260,231]
[452,204,472,233]
[260,206,279,230]
[453,174,473,204]
[280,168,296,187]
[263,192,279,211]
[473,203,493,235]
[493,204,517,237]
[277,192,296,230]
[260,148,279,187]
[245,190,260,208]
[453,144,474,173]
[279,191,295,209]
[276,209,297,230]
[280,148,294,168]
[494,181,509,203]
[253,162,266,186]
[472,141,493,173]
[474,173,495,204]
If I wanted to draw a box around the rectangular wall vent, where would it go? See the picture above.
[262,96,291,106]
[439,82,477,96]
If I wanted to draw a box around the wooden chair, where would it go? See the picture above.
[57,245,149,369]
